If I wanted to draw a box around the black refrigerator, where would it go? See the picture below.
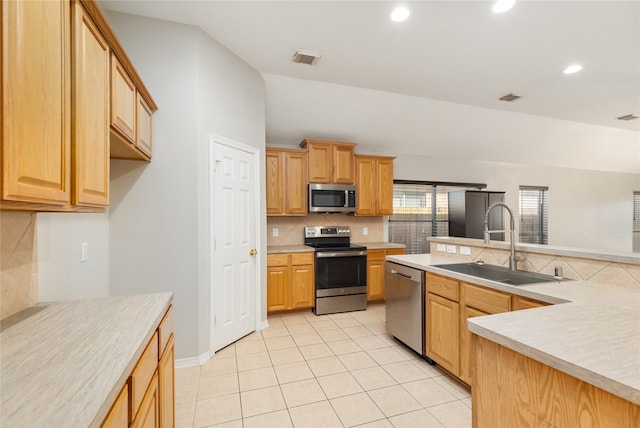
[448,191,505,241]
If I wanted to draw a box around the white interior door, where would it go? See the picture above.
[211,136,258,352]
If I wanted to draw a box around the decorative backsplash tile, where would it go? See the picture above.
[267,214,385,245]
[429,242,640,288]
[1,211,38,320]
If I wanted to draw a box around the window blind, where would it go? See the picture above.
[633,191,640,253]
[519,186,549,245]
[389,182,480,253]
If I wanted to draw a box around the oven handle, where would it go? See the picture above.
[316,250,367,258]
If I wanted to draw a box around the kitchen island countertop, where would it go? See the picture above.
[0,292,173,427]
[386,253,640,406]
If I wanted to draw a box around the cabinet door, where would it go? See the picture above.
[459,305,488,385]
[376,158,394,215]
[131,372,159,428]
[332,144,355,184]
[290,264,314,309]
[72,3,110,206]
[513,296,548,310]
[307,143,332,183]
[136,93,153,157]
[100,384,129,428]
[367,260,385,301]
[355,157,376,215]
[265,151,284,215]
[111,54,136,143]
[2,0,71,204]
[267,266,289,312]
[158,334,174,428]
[426,293,460,375]
[285,151,307,215]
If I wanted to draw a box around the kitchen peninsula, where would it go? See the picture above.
[387,243,640,427]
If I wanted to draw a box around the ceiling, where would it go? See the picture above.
[102,0,639,134]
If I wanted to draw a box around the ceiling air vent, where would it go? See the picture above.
[499,93,521,102]
[292,50,320,65]
[617,114,639,121]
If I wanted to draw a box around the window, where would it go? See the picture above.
[389,181,482,254]
[633,192,640,253]
[519,186,549,245]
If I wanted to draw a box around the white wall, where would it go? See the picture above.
[393,155,639,253]
[37,213,110,301]
[105,11,265,360]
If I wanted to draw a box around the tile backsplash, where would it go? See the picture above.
[267,214,385,245]
[1,211,38,320]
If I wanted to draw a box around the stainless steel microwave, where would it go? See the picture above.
[309,183,357,213]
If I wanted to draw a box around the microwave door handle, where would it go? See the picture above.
[344,190,349,207]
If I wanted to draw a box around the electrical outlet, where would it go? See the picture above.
[272,228,279,237]
[363,227,368,236]
[436,244,446,252]
[81,242,88,262]
[460,246,471,256]
[446,245,457,254]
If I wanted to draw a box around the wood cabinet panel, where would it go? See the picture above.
[290,264,314,309]
[306,142,332,183]
[355,157,376,215]
[376,158,394,215]
[285,151,308,214]
[100,384,128,428]
[267,254,289,267]
[426,273,460,301]
[2,0,71,204]
[267,266,289,312]
[460,305,488,385]
[131,371,159,428]
[72,2,110,206]
[386,248,406,256]
[158,334,174,428]
[512,296,549,311]
[463,282,511,313]
[367,260,385,301]
[290,252,314,266]
[158,305,174,357]
[301,139,357,184]
[265,151,284,214]
[136,93,153,157]
[367,250,387,262]
[110,54,136,142]
[333,144,356,184]
[131,332,159,420]
[426,293,460,375]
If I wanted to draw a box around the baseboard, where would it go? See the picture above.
[259,319,269,331]
[175,351,211,369]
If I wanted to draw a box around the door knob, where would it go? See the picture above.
[249,248,257,256]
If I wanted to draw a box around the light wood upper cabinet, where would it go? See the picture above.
[300,139,357,184]
[110,54,136,142]
[355,155,395,216]
[136,93,153,157]
[265,148,307,216]
[72,2,110,207]
[1,0,71,206]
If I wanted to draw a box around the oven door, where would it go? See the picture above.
[315,250,367,297]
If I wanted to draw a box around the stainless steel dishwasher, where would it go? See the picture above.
[385,261,433,363]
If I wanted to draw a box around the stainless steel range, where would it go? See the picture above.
[304,226,367,315]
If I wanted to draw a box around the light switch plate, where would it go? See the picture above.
[272,228,279,237]
[363,227,368,236]
[460,246,471,255]
[446,245,457,254]
[81,242,88,262]
[436,244,446,252]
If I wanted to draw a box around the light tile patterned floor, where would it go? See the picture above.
[175,304,472,428]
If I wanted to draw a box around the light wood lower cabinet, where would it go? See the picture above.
[512,295,549,310]
[267,252,314,313]
[367,248,406,302]
[100,304,174,427]
[472,336,640,428]
[426,292,460,375]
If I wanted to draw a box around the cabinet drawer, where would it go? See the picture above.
[513,296,549,311]
[131,332,158,419]
[463,283,510,313]
[386,248,405,256]
[291,252,314,266]
[426,273,460,302]
[267,254,289,267]
[367,250,386,262]
[158,305,174,358]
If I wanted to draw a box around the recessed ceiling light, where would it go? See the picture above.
[390,7,410,22]
[617,114,639,121]
[492,0,515,13]
[563,64,583,74]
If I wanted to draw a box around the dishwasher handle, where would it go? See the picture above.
[390,270,413,279]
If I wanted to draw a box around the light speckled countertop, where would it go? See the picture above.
[387,254,640,405]
[267,242,405,254]
[0,292,173,427]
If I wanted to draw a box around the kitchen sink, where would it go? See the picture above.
[431,262,570,286]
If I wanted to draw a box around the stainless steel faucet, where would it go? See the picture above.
[484,202,517,271]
